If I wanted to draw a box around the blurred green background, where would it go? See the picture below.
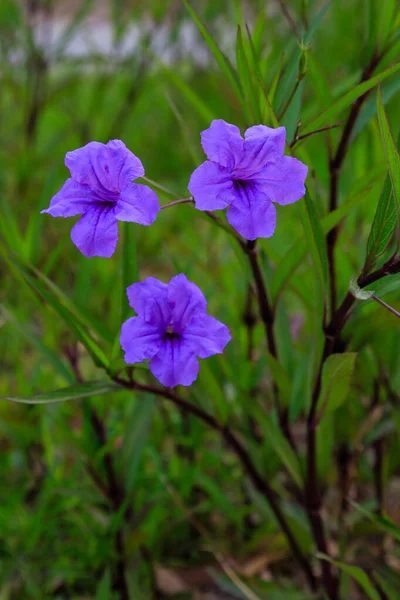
[1,0,400,598]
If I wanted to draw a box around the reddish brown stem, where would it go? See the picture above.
[327,51,381,314]
[114,377,317,591]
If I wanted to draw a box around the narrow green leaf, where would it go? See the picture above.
[9,256,110,369]
[122,223,137,322]
[352,77,400,142]
[257,77,280,127]
[317,353,357,414]
[271,179,377,303]
[377,0,397,50]
[1,381,122,405]
[123,397,155,494]
[377,87,400,210]
[373,572,399,600]
[316,554,380,600]
[275,0,332,111]
[373,274,400,297]
[265,352,292,408]
[299,188,329,298]
[236,26,261,123]
[160,62,216,124]
[302,63,400,134]
[373,567,400,600]
[252,406,303,488]
[351,501,400,542]
[9,252,113,344]
[182,0,244,106]
[365,176,396,270]
[95,569,112,600]
[0,303,75,384]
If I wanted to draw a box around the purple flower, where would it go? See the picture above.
[41,140,160,258]
[120,274,231,388]
[188,120,308,240]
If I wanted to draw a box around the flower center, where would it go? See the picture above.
[162,324,181,343]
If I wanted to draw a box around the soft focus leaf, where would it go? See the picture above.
[122,222,137,321]
[252,406,303,488]
[275,0,332,112]
[182,0,244,106]
[95,569,111,600]
[302,63,400,133]
[265,352,292,408]
[377,87,400,210]
[123,397,155,494]
[351,501,400,541]
[236,25,261,122]
[1,381,122,405]
[317,353,357,414]
[0,303,75,384]
[8,255,110,369]
[316,554,380,600]
[365,176,397,271]
[161,62,216,124]
[271,181,377,303]
[299,188,329,302]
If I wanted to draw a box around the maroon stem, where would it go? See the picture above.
[244,241,296,450]
[305,260,396,599]
[327,51,381,314]
[114,377,317,591]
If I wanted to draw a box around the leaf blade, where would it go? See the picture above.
[1,381,122,405]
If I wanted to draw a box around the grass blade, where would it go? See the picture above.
[1,381,122,405]
[302,63,400,134]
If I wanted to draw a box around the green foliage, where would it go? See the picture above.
[1,0,400,598]
[317,353,357,415]
[1,381,122,405]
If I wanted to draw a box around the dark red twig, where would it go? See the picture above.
[305,258,397,599]
[327,51,381,313]
[114,376,317,592]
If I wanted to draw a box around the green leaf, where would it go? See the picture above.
[236,26,261,123]
[123,397,155,495]
[9,251,113,344]
[373,572,399,600]
[0,303,75,384]
[377,87,400,210]
[182,0,244,107]
[8,254,110,369]
[122,222,137,321]
[160,61,216,124]
[251,406,303,488]
[302,63,400,134]
[265,352,292,408]
[299,188,329,299]
[377,0,397,50]
[271,178,378,303]
[275,0,332,111]
[316,554,380,600]
[317,353,357,414]
[1,381,122,405]
[365,176,397,270]
[352,77,400,141]
[373,567,400,600]
[351,501,400,542]
[95,569,112,600]
[373,274,400,297]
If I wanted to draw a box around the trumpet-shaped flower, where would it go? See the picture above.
[188,120,307,240]
[120,274,231,388]
[41,140,160,257]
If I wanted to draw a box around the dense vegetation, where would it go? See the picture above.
[1,1,400,598]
